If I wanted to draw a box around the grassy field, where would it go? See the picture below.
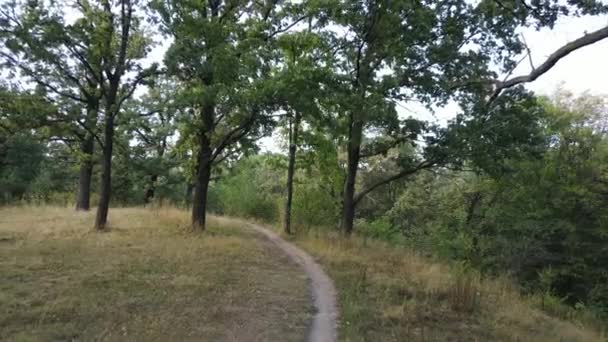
[291,231,606,342]
[0,206,312,342]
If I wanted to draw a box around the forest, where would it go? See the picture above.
[1,0,608,339]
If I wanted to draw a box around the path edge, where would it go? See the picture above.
[247,222,339,342]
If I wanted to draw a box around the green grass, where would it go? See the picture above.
[0,206,312,341]
[290,230,606,342]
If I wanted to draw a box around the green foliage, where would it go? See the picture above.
[27,145,76,202]
[380,93,608,319]
[356,218,401,242]
[0,131,77,204]
[212,156,282,222]
[0,133,45,202]
[291,179,340,229]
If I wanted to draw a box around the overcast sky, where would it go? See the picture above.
[401,14,608,127]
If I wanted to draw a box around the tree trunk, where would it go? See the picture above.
[94,114,114,230]
[144,141,166,206]
[284,112,300,235]
[143,174,158,205]
[76,101,99,211]
[192,133,212,231]
[75,134,94,211]
[341,116,363,235]
[185,183,194,208]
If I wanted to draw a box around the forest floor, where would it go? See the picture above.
[0,206,312,341]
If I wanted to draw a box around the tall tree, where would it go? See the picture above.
[274,29,333,234]
[93,0,156,230]
[0,0,104,210]
[151,0,283,230]
[317,0,608,234]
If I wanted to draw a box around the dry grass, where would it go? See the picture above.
[0,206,312,341]
[291,231,605,342]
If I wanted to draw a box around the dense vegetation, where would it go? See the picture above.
[1,0,608,329]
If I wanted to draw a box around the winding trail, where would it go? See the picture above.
[248,223,339,342]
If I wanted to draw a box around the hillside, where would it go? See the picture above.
[292,232,606,341]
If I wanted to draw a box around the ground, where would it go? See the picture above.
[291,231,606,342]
[0,207,312,342]
[1,206,605,342]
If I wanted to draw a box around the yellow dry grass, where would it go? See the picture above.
[293,232,605,342]
[0,206,312,341]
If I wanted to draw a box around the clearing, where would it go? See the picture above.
[0,206,312,341]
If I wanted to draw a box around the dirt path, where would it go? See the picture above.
[248,223,339,342]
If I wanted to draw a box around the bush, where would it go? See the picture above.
[212,155,282,222]
[292,183,340,230]
[356,218,401,242]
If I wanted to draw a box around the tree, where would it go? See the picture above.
[273,29,334,234]
[121,79,178,205]
[382,91,608,317]
[151,0,283,230]
[0,85,74,203]
[92,0,156,230]
[314,0,608,234]
[0,0,104,210]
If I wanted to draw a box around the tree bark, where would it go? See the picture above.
[192,132,212,231]
[75,101,98,211]
[94,113,114,230]
[191,93,216,230]
[341,115,363,235]
[143,174,158,205]
[75,134,94,211]
[185,183,194,208]
[284,111,300,235]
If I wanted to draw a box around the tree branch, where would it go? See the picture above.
[267,15,307,39]
[491,25,608,102]
[360,137,405,159]
[0,52,86,103]
[353,160,434,205]
[76,119,104,149]
[210,109,258,161]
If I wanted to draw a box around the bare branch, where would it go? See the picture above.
[491,25,608,101]
[353,160,435,205]
[267,15,307,39]
[521,33,535,71]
